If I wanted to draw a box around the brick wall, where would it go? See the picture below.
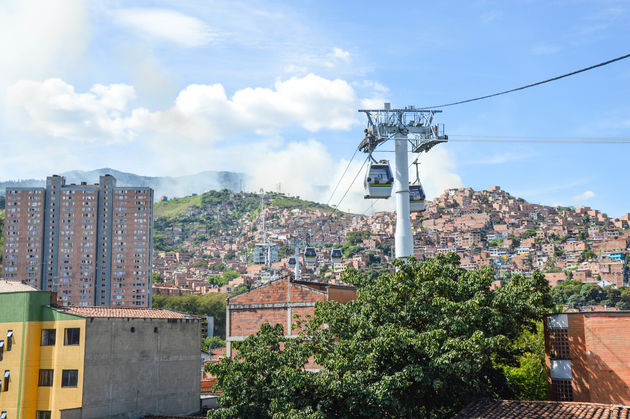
[228,279,356,343]
[546,312,630,404]
[572,313,630,404]
[228,278,329,338]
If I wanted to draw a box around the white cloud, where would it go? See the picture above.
[7,79,138,143]
[7,74,359,143]
[0,0,89,90]
[112,8,214,47]
[284,64,309,75]
[139,73,358,141]
[414,147,463,199]
[331,47,351,62]
[572,190,595,202]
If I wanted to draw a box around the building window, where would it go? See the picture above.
[0,341,3,361]
[0,411,6,419]
[64,328,80,346]
[38,369,54,387]
[6,331,12,351]
[61,369,78,388]
[41,329,56,346]
[36,412,51,419]
[3,371,9,391]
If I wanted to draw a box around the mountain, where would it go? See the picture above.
[0,168,246,201]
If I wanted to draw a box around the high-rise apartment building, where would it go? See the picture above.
[2,175,153,307]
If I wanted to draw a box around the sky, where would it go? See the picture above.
[1,0,629,217]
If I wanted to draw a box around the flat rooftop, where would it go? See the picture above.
[0,280,39,293]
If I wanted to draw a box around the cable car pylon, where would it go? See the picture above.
[358,103,447,259]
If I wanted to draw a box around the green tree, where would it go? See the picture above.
[202,336,226,351]
[520,229,537,239]
[550,280,583,305]
[345,230,371,246]
[153,293,227,338]
[193,260,209,268]
[208,254,553,418]
[502,322,548,400]
[580,283,605,305]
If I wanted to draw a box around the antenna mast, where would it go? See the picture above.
[358,103,448,259]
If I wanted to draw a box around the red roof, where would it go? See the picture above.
[56,306,195,319]
[455,399,630,418]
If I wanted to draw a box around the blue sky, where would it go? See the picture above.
[1,0,629,216]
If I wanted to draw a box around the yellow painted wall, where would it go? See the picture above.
[0,319,86,419]
[0,322,24,419]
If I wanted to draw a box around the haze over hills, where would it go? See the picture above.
[0,168,246,201]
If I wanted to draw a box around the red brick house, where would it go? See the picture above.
[545,312,630,404]
[226,278,356,358]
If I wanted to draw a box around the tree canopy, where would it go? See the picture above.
[207,254,553,418]
[152,293,227,338]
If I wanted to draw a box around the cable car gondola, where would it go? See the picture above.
[331,248,342,264]
[288,257,297,269]
[409,184,426,212]
[304,247,317,266]
[409,159,426,212]
[364,159,393,199]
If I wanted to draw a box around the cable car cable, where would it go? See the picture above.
[450,134,630,141]
[331,155,369,217]
[449,139,630,144]
[326,148,358,206]
[419,52,630,109]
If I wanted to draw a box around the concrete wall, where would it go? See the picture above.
[81,317,200,418]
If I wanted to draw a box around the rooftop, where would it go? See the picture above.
[0,280,39,293]
[454,399,630,418]
[55,306,196,319]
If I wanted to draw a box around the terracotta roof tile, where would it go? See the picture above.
[455,399,630,419]
[55,306,196,319]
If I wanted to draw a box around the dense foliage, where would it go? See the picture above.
[202,336,226,351]
[551,280,630,309]
[502,322,548,401]
[208,254,553,418]
[207,270,240,287]
[152,293,227,338]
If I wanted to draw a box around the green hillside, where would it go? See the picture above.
[152,190,344,253]
[154,190,339,219]
[154,194,203,218]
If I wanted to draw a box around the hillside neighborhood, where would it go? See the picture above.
[149,186,630,297]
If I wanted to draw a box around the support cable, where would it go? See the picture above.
[326,148,358,205]
[420,53,630,109]
[450,134,630,140]
[331,155,369,217]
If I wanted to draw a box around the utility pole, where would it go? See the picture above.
[358,103,447,259]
